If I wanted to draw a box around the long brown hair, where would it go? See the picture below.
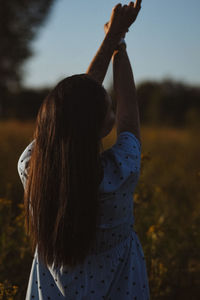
[24,74,108,269]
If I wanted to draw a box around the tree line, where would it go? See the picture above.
[0,79,200,127]
[111,79,200,127]
[0,0,199,127]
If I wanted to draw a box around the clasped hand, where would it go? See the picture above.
[104,1,142,38]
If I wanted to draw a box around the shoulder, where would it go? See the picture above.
[17,139,35,188]
[111,131,141,154]
[100,131,141,193]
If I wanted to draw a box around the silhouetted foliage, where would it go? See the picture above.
[7,87,51,120]
[136,79,200,127]
[109,79,200,128]
[0,78,200,126]
[0,0,56,117]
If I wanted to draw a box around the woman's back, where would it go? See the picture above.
[18,130,150,299]
[18,1,150,298]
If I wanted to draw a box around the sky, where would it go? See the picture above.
[22,0,200,90]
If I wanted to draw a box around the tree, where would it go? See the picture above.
[0,0,56,117]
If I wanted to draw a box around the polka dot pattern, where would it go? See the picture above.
[18,132,150,299]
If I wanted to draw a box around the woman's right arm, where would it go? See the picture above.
[112,45,141,143]
[111,0,142,143]
[86,1,142,85]
[86,3,124,84]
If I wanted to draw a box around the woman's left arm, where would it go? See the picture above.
[86,30,121,84]
[86,2,141,84]
[86,3,129,84]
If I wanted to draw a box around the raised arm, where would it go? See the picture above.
[105,1,142,142]
[86,32,121,85]
[112,45,141,142]
[86,4,123,84]
[86,1,142,85]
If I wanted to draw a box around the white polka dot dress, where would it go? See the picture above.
[17,131,150,299]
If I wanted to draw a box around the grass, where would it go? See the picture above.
[0,120,199,299]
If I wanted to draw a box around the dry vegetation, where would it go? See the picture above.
[0,121,199,299]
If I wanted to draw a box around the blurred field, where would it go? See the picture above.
[0,120,200,299]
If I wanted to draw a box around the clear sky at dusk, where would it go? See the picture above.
[22,0,200,89]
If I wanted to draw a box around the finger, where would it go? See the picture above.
[135,0,142,9]
[128,1,134,7]
[122,4,128,9]
[121,4,129,14]
[113,3,122,12]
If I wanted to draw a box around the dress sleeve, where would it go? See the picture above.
[17,140,35,189]
[100,131,141,193]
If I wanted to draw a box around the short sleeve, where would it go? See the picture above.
[17,140,35,189]
[99,131,141,193]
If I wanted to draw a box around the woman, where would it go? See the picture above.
[18,1,150,299]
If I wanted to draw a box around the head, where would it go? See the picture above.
[24,74,115,269]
